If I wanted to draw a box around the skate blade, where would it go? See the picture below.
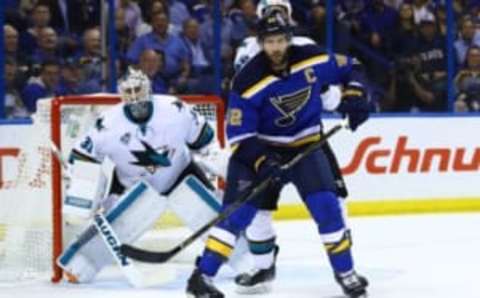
[235,281,272,295]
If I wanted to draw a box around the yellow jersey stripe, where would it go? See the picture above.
[242,75,278,99]
[291,54,329,73]
[240,55,329,99]
[206,237,233,258]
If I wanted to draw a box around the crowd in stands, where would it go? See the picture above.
[3,0,480,119]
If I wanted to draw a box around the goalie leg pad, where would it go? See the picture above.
[57,181,167,283]
[167,175,222,232]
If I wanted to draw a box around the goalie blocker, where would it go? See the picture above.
[57,169,223,284]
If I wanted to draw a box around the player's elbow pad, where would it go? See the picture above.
[189,123,215,150]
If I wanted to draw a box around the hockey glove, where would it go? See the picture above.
[254,153,286,186]
[337,82,374,131]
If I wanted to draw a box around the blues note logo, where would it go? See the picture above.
[270,86,311,127]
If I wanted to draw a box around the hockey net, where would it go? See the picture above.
[0,94,225,282]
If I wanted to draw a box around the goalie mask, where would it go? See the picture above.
[119,69,153,122]
[256,0,293,23]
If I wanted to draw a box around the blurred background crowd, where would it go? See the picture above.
[2,0,480,119]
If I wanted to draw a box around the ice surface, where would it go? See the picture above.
[1,213,478,298]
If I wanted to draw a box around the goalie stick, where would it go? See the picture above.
[120,121,348,263]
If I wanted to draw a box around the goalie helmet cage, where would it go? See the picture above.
[0,94,225,283]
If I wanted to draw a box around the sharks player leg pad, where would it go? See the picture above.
[57,181,168,283]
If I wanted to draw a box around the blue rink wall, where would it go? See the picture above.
[1,114,480,220]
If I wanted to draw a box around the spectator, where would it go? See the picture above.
[27,3,51,39]
[21,60,62,113]
[48,0,101,37]
[30,27,61,66]
[308,4,351,54]
[178,18,216,94]
[190,0,211,23]
[127,11,190,80]
[358,0,398,55]
[434,4,448,36]
[412,0,435,25]
[137,49,169,94]
[116,0,142,35]
[393,3,419,58]
[57,58,102,95]
[200,2,235,71]
[455,45,480,112]
[4,24,31,87]
[21,2,51,55]
[181,19,211,77]
[136,0,170,37]
[407,14,448,111]
[4,58,29,119]
[455,17,480,65]
[229,0,258,45]
[115,7,134,68]
[76,28,103,83]
[4,24,23,63]
[167,0,192,30]
[386,3,420,111]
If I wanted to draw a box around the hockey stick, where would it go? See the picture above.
[120,121,347,263]
[93,213,145,287]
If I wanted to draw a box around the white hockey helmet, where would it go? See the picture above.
[256,0,293,22]
[118,68,152,105]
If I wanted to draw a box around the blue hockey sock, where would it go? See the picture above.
[305,191,354,274]
[198,250,225,277]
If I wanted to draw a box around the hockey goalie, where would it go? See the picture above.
[56,69,234,285]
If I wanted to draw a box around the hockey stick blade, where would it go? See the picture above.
[121,244,182,263]
[120,122,346,263]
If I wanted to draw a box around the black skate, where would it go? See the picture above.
[234,245,279,294]
[186,268,224,298]
[335,271,369,298]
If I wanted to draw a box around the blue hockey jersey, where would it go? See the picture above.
[227,44,359,147]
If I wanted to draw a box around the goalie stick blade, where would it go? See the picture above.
[120,244,181,263]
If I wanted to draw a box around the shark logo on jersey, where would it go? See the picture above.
[270,86,311,127]
[130,140,172,174]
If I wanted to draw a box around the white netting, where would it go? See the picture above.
[0,94,224,282]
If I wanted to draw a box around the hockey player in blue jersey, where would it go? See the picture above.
[233,2,354,294]
[186,12,371,298]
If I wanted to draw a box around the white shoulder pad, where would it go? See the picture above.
[291,36,316,46]
[322,85,342,111]
[234,37,261,71]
